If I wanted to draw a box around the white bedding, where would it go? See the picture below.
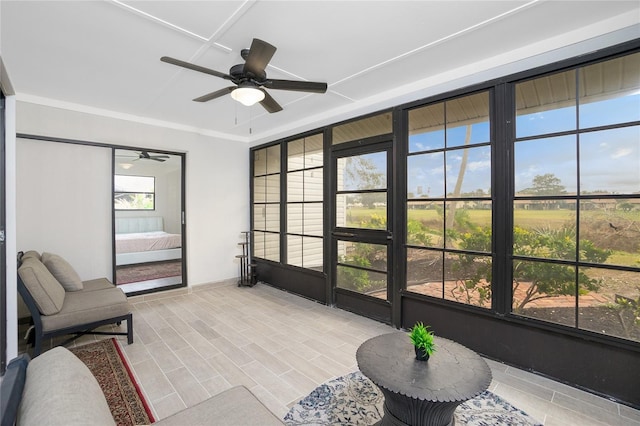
[115,231,182,254]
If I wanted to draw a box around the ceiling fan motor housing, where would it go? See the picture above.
[230,63,265,81]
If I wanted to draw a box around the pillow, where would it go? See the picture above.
[18,258,66,315]
[18,347,115,426]
[21,251,41,261]
[41,252,83,292]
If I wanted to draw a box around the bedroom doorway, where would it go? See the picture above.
[113,149,186,295]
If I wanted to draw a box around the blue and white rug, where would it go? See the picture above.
[284,371,542,426]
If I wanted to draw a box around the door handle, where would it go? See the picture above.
[332,232,355,238]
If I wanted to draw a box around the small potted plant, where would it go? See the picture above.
[409,322,436,361]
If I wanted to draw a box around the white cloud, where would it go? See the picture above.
[468,160,491,171]
[611,148,632,159]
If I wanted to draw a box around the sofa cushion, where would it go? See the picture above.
[42,252,83,292]
[18,257,66,315]
[21,250,41,261]
[17,347,115,426]
[82,278,116,291]
[154,385,284,426]
[41,287,130,332]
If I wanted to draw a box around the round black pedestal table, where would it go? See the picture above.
[356,332,492,426]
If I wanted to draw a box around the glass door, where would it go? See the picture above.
[332,142,393,323]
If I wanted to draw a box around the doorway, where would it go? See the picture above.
[332,142,393,323]
[113,149,186,295]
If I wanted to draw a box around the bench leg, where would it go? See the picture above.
[127,314,134,345]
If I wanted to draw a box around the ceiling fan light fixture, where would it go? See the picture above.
[231,85,265,106]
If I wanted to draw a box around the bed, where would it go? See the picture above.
[115,216,182,265]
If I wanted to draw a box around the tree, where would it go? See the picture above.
[531,173,566,196]
[344,157,386,208]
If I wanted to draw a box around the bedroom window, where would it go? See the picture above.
[286,133,324,271]
[114,175,155,210]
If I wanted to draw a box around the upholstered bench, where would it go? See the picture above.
[1,347,284,426]
[17,251,133,356]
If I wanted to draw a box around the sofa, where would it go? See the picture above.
[1,346,284,426]
[16,251,133,356]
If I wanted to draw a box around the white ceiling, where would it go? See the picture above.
[1,1,639,145]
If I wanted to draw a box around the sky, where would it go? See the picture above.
[406,93,639,198]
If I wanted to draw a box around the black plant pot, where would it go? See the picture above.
[415,346,430,361]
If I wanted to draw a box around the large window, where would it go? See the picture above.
[405,91,493,308]
[114,175,155,210]
[286,134,323,270]
[253,145,281,262]
[512,53,640,341]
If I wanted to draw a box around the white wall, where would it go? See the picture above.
[16,101,249,286]
[17,139,112,279]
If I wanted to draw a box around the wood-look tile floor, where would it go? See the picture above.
[25,281,640,425]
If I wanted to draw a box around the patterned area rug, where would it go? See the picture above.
[70,339,155,425]
[285,371,542,426]
[116,260,182,284]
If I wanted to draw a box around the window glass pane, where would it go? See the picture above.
[444,201,492,251]
[253,176,266,203]
[336,265,387,299]
[254,148,267,176]
[287,203,303,234]
[114,175,154,192]
[114,193,154,210]
[332,112,392,145]
[265,175,280,202]
[579,53,640,128]
[253,231,265,258]
[407,201,444,248]
[408,103,445,153]
[579,199,639,267]
[443,253,492,308]
[287,171,303,202]
[253,205,266,231]
[337,241,387,271]
[513,202,576,261]
[445,92,490,148]
[407,152,444,198]
[287,235,303,267]
[303,203,323,236]
[337,193,386,229]
[264,204,280,232]
[580,126,640,195]
[302,237,323,271]
[264,232,280,262]
[514,135,576,195]
[266,145,280,174]
[338,152,386,191]
[406,248,443,297]
[287,139,305,171]
[512,259,576,327]
[445,146,491,196]
[305,134,324,167]
[578,267,639,342]
[516,69,577,138]
[304,169,323,202]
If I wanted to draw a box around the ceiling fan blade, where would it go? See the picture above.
[161,56,233,81]
[151,158,167,162]
[193,87,235,102]
[244,38,276,77]
[259,90,283,114]
[263,79,327,93]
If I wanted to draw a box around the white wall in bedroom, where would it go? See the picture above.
[15,101,249,287]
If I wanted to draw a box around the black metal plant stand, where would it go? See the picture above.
[237,231,257,287]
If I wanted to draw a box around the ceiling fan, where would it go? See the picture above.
[160,38,328,113]
[135,151,169,162]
